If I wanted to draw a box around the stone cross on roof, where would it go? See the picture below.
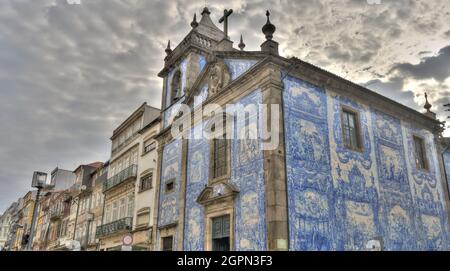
[219,9,233,38]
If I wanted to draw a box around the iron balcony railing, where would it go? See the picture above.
[95,217,133,238]
[103,164,137,192]
[49,208,63,221]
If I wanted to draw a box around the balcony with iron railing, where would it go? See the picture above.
[95,217,133,239]
[103,165,137,193]
[49,208,63,221]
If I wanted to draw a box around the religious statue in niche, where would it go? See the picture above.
[208,61,231,95]
[171,69,182,102]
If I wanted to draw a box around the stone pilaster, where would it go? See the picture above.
[151,146,164,250]
[435,139,450,226]
[177,138,189,250]
[260,64,289,251]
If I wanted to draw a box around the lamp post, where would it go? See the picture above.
[72,184,87,250]
[27,171,47,251]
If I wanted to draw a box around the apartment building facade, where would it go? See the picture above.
[85,163,108,251]
[132,113,160,250]
[0,202,17,250]
[12,191,36,251]
[68,163,103,250]
[97,103,160,251]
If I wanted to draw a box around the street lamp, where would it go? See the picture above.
[27,171,48,251]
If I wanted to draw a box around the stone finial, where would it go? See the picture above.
[201,6,211,15]
[165,40,172,55]
[424,92,437,119]
[424,92,432,112]
[238,35,246,51]
[164,40,172,61]
[191,13,199,28]
[260,10,279,55]
[262,10,276,40]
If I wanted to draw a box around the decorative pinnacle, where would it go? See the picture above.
[201,6,211,15]
[239,35,246,51]
[424,92,432,112]
[262,10,276,40]
[191,13,198,28]
[165,40,172,56]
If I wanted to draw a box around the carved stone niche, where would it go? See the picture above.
[208,61,231,96]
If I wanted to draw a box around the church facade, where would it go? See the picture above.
[152,7,450,251]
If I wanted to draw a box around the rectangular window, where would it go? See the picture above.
[413,136,428,171]
[136,212,150,227]
[140,174,153,192]
[112,202,118,222]
[165,179,175,193]
[212,117,229,180]
[143,140,156,155]
[212,138,228,179]
[342,108,362,151]
[162,236,173,251]
[210,116,229,180]
[119,198,126,219]
[127,194,134,218]
[132,151,138,165]
[212,215,230,251]
[104,205,111,224]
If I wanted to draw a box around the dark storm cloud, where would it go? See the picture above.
[1,0,450,213]
[363,77,419,111]
[391,46,450,82]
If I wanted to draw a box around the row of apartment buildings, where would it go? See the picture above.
[0,103,161,251]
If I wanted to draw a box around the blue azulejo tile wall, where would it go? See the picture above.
[402,123,449,250]
[230,90,267,251]
[184,123,209,251]
[283,74,449,251]
[183,89,267,251]
[156,139,183,250]
[283,74,335,251]
[158,139,182,228]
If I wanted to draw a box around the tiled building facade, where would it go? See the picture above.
[153,7,450,251]
[1,6,450,252]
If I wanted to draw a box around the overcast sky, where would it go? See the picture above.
[1,0,450,214]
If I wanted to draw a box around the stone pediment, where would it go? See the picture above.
[196,182,239,206]
[184,58,230,107]
[186,56,262,108]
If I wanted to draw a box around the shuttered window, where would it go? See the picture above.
[414,136,428,171]
[211,116,228,180]
[212,215,230,251]
[162,236,173,251]
[342,108,362,151]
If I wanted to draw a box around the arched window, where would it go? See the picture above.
[170,70,182,103]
